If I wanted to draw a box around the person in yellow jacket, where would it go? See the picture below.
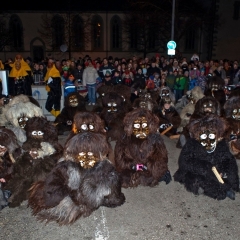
[0,60,4,70]
[44,58,62,117]
[8,54,33,96]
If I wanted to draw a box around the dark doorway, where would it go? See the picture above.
[33,46,44,62]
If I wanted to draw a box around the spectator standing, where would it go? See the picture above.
[82,61,99,105]
[98,58,115,83]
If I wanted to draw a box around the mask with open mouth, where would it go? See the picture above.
[132,117,149,139]
[198,130,217,153]
[77,151,97,168]
[68,95,79,107]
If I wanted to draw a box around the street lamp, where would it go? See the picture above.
[171,0,175,41]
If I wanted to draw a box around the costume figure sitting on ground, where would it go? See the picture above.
[174,114,239,200]
[28,132,125,225]
[54,92,86,135]
[154,96,181,138]
[224,96,240,159]
[5,117,63,207]
[114,108,171,188]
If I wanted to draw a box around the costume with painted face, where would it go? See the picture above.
[203,101,214,113]
[78,123,95,133]
[107,101,118,113]
[198,130,217,153]
[77,151,97,169]
[68,94,78,107]
[18,115,29,128]
[132,117,149,139]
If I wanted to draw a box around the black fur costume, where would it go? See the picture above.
[54,92,86,135]
[100,92,129,141]
[115,108,170,188]
[28,132,125,225]
[174,114,239,200]
[224,96,240,159]
[5,117,63,207]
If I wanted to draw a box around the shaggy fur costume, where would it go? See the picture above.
[190,96,222,121]
[224,96,240,159]
[54,92,86,135]
[65,111,114,164]
[0,94,39,127]
[204,76,226,108]
[174,115,239,200]
[100,92,129,141]
[4,101,44,143]
[0,128,23,182]
[132,92,158,112]
[115,108,169,188]
[5,117,63,207]
[28,132,125,225]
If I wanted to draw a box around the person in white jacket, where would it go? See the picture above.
[82,61,99,105]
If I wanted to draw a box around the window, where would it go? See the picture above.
[111,16,122,49]
[72,15,84,50]
[9,15,23,50]
[92,15,103,50]
[52,15,65,49]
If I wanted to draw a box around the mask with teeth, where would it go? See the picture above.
[198,130,217,153]
[77,151,97,168]
[132,117,149,139]
[232,108,240,120]
[107,102,118,113]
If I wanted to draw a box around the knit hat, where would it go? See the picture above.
[149,75,154,80]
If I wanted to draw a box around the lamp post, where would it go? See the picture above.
[171,0,175,41]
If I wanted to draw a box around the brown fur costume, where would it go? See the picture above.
[224,96,240,158]
[54,92,86,135]
[28,132,125,225]
[5,117,63,207]
[190,96,222,121]
[100,92,128,141]
[132,92,158,112]
[174,114,239,200]
[65,111,114,163]
[115,108,170,188]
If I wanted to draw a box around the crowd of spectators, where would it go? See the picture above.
[2,53,240,104]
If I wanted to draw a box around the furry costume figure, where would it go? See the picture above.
[28,132,125,225]
[159,86,176,104]
[132,92,158,112]
[224,96,240,159]
[190,96,222,122]
[204,76,226,108]
[154,97,181,137]
[100,92,128,141]
[114,108,171,188]
[65,111,106,143]
[174,114,239,200]
[5,117,63,207]
[65,111,115,164]
[54,92,86,135]
[177,95,222,149]
[175,86,204,114]
[5,101,44,143]
[0,94,39,127]
[0,128,23,182]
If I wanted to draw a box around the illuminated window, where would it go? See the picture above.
[92,15,103,50]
